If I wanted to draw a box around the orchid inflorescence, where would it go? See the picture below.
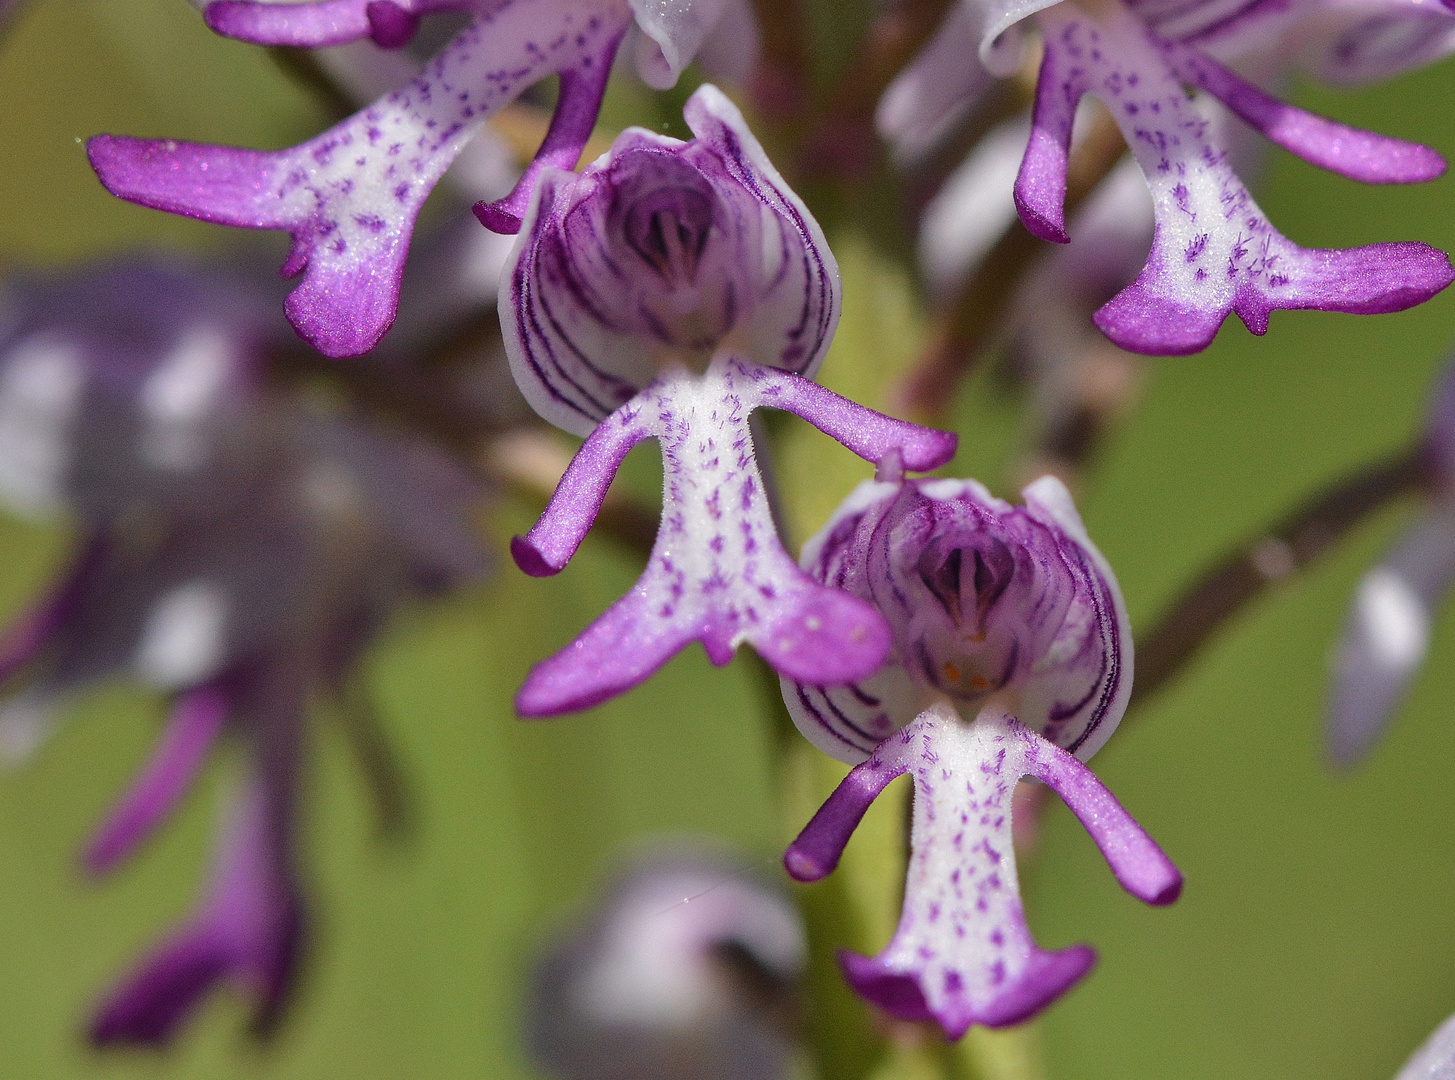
[3,0,1455,1076]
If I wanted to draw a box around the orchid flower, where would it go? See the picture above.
[1326,354,1455,769]
[85,0,751,357]
[879,0,1454,355]
[782,475,1181,1037]
[528,847,805,1080]
[0,256,488,1042]
[500,84,958,716]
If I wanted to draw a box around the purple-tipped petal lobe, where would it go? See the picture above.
[785,757,909,882]
[93,1,633,356]
[1023,7,1453,355]
[89,778,302,1047]
[204,0,469,48]
[473,35,624,234]
[1022,730,1182,904]
[84,684,231,875]
[1176,45,1446,183]
[807,707,1163,1037]
[514,357,942,715]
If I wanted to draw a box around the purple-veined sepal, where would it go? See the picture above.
[501,83,842,436]
[1293,0,1455,86]
[785,705,1179,1037]
[784,475,1131,765]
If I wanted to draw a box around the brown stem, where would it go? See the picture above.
[1129,446,1428,711]
[270,343,660,557]
[896,107,1128,418]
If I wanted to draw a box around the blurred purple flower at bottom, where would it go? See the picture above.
[1327,355,1455,769]
[783,476,1180,1037]
[0,256,488,1044]
[528,848,805,1080]
[501,86,957,716]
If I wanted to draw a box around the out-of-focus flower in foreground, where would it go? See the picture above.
[1326,355,1455,769]
[1395,1010,1455,1080]
[0,256,487,1044]
[527,847,805,1080]
[882,0,1454,356]
[501,85,958,716]
[86,0,754,357]
[783,475,1180,1037]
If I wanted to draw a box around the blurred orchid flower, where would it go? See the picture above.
[1326,355,1455,769]
[528,846,805,1080]
[0,256,487,1043]
[782,475,1180,1037]
[881,0,1454,355]
[86,0,753,357]
[502,85,958,716]
[1394,1010,1455,1080]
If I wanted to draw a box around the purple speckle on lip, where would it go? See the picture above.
[1013,6,1452,356]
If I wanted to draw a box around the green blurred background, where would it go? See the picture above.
[2,3,1454,1078]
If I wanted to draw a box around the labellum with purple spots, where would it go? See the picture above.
[501,84,958,716]
[880,0,1455,356]
[782,475,1180,1037]
[85,0,752,357]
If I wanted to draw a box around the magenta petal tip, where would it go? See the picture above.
[473,199,525,236]
[364,1,420,47]
[510,536,561,578]
[782,846,828,883]
[840,943,1097,1034]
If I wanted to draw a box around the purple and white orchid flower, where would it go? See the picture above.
[85,0,749,357]
[781,475,1180,1037]
[501,85,958,716]
[879,0,1455,355]
[528,846,805,1080]
[0,256,488,1043]
[1326,353,1455,769]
